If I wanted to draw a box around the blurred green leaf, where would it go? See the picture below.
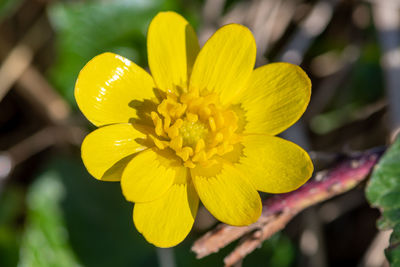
[310,103,359,134]
[47,0,195,106]
[310,43,384,135]
[345,43,383,105]
[0,0,23,20]
[0,186,25,267]
[366,137,400,265]
[304,21,383,134]
[56,157,157,267]
[20,156,159,267]
[18,172,82,267]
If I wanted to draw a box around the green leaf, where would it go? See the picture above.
[0,0,23,20]
[0,186,25,267]
[18,171,82,267]
[56,157,157,267]
[19,156,158,267]
[366,137,400,264]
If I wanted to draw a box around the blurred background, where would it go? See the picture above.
[0,0,398,266]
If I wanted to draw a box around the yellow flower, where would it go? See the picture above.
[75,11,313,248]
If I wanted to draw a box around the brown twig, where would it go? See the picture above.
[16,65,71,124]
[0,125,86,195]
[192,147,384,266]
[0,125,85,192]
[0,16,51,101]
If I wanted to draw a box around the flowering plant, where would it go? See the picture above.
[75,11,313,247]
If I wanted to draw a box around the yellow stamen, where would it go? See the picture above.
[170,136,183,151]
[149,91,240,168]
[195,139,205,153]
[209,117,216,132]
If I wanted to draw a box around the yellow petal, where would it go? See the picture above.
[75,52,156,126]
[121,149,187,203]
[238,63,311,135]
[81,123,147,181]
[191,163,261,226]
[240,135,313,193]
[189,24,256,105]
[133,181,199,247]
[147,11,199,93]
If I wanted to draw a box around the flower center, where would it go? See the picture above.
[149,91,241,168]
[180,120,208,147]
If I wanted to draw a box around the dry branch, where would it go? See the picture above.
[16,66,71,124]
[0,16,51,101]
[192,148,384,266]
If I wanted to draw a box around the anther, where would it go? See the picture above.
[152,115,164,137]
[175,103,187,117]
[177,147,194,161]
[167,119,183,139]
[215,112,224,128]
[170,136,183,151]
[150,135,168,149]
[184,160,196,168]
[163,116,171,132]
[199,107,211,120]
[186,113,198,123]
[209,117,216,132]
[195,139,205,153]
[157,100,168,116]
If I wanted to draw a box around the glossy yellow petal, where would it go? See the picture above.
[191,163,261,226]
[147,11,199,93]
[238,63,311,135]
[189,24,256,105]
[240,135,313,193]
[133,181,199,247]
[75,52,156,126]
[121,149,187,203]
[81,123,147,181]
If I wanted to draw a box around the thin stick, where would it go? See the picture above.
[224,212,295,266]
[0,125,86,184]
[16,66,71,124]
[0,16,50,101]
